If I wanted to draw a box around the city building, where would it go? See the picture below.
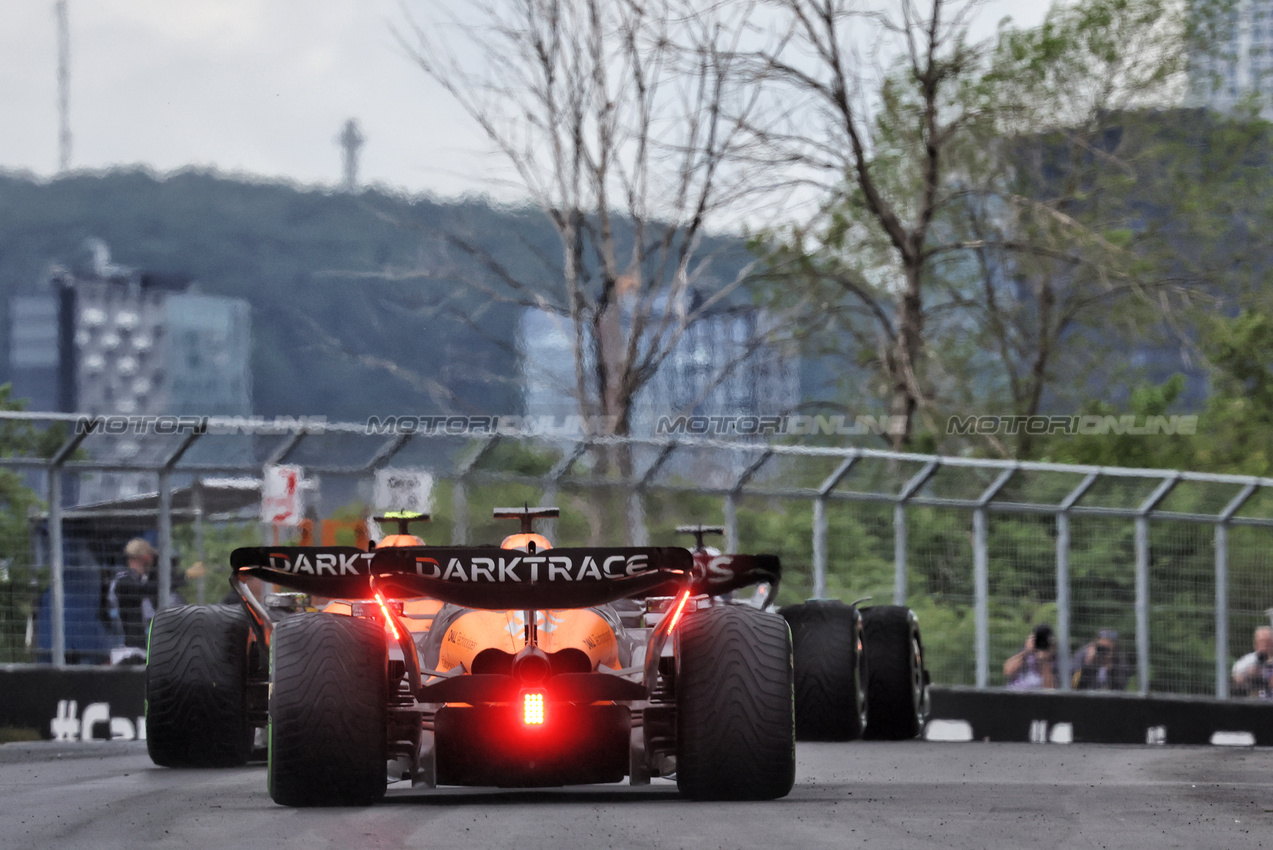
[9,239,252,502]
[1190,0,1273,115]
[519,291,800,437]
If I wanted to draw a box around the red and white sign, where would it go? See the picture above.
[262,464,304,526]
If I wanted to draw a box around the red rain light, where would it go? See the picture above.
[665,589,692,633]
[373,591,401,641]
[522,691,545,726]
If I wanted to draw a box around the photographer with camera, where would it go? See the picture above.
[1071,628,1131,691]
[1231,626,1273,698]
[1004,624,1058,689]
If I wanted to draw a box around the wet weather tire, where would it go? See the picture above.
[675,604,795,801]
[781,600,867,741]
[861,605,927,740]
[268,613,388,806]
[146,604,252,767]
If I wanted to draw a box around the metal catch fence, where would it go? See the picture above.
[1,411,1271,699]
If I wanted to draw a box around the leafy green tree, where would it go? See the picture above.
[0,385,65,661]
[754,0,1233,455]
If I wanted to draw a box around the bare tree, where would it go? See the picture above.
[741,0,988,448]
[402,0,794,436]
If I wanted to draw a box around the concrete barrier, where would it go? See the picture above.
[0,665,145,741]
[929,686,1273,745]
[4,669,1273,747]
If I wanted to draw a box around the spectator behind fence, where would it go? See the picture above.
[1231,626,1273,698]
[1004,624,1058,689]
[107,538,159,649]
[1071,628,1132,691]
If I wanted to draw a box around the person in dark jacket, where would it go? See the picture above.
[1071,628,1132,691]
[107,538,159,649]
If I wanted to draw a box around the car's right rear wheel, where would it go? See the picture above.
[781,599,867,741]
[268,613,388,806]
[861,605,927,740]
[675,604,795,801]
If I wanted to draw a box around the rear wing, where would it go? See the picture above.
[229,544,780,609]
[371,547,691,609]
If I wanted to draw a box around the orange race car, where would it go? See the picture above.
[144,506,796,805]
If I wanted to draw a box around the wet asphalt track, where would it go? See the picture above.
[2,740,1272,849]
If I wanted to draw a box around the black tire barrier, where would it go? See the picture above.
[675,604,795,800]
[781,600,867,741]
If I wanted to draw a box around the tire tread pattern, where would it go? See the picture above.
[782,600,866,741]
[268,614,387,807]
[861,605,924,740]
[146,604,252,768]
[676,604,795,800]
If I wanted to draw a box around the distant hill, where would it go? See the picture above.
[0,169,556,420]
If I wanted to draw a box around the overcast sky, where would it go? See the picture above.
[0,0,1052,203]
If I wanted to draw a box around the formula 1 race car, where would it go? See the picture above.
[145,507,795,804]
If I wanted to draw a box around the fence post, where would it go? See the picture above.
[157,431,201,613]
[973,507,989,688]
[1134,516,1151,696]
[449,436,501,545]
[724,494,737,554]
[1135,475,1180,695]
[45,428,90,667]
[973,468,1013,689]
[1055,472,1097,692]
[1056,512,1072,690]
[893,503,907,605]
[894,460,939,606]
[628,490,647,546]
[451,482,469,545]
[48,467,64,667]
[812,497,827,599]
[1215,521,1229,699]
[1216,482,1257,699]
[192,478,206,605]
[158,469,172,613]
[813,457,858,601]
[724,450,773,555]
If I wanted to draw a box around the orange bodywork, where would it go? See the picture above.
[379,533,425,548]
[500,532,553,553]
[438,608,619,673]
[324,526,619,667]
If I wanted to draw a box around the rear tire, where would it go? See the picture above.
[861,605,927,740]
[675,604,795,801]
[781,600,867,741]
[268,614,388,806]
[146,604,252,767]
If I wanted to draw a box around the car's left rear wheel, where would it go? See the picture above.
[268,613,388,806]
[146,604,253,767]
